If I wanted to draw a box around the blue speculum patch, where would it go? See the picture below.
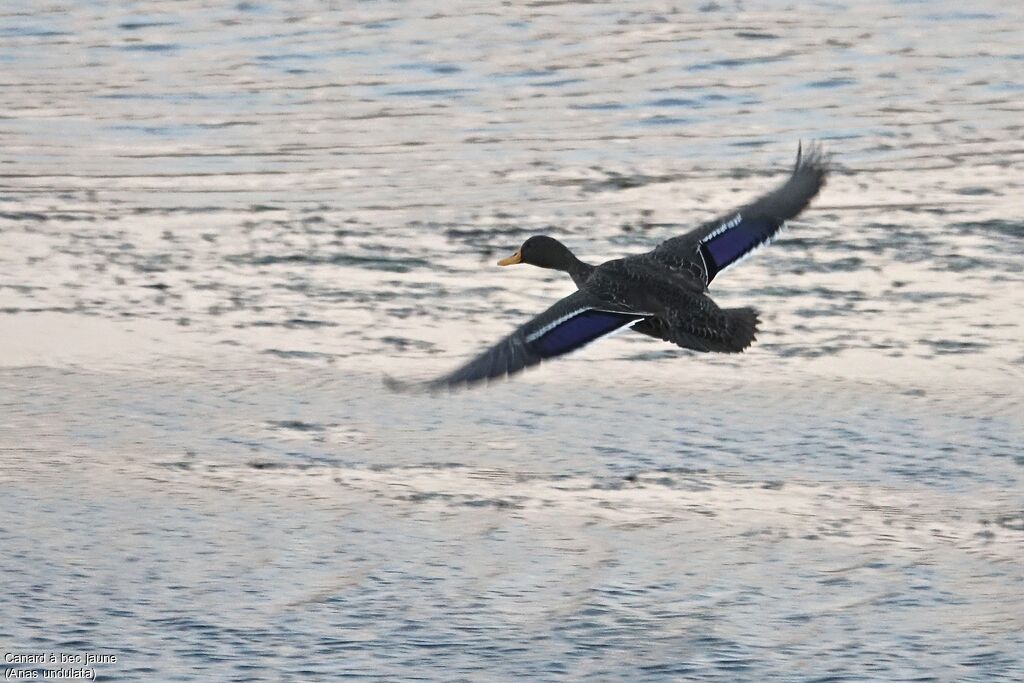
[529,310,643,357]
[700,216,780,282]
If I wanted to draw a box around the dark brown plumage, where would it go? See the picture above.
[390,144,828,390]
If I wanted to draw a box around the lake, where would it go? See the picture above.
[1,1,1022,680]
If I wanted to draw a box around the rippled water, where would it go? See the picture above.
[2,1,1022,681]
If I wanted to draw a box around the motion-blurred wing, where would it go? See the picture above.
[650,143,829,284]
[394,291,645,391]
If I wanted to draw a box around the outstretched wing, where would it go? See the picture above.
[390,291,646,391]
[649,143,829,285]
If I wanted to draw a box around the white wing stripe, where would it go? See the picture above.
[524,308,591,343]
[524,307,651,344]
[699,212,743,245]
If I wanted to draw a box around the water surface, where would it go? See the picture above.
[1,1,1022,681]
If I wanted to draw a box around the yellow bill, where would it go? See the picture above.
[497,250,522,266]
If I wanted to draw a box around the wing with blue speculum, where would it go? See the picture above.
[697,214,782,282]
[390,291,646,391]
[651,143,828,284]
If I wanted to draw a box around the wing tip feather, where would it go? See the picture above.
[383,373,461,394]
[792,140,830,180]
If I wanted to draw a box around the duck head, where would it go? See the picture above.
[497,235,579,272]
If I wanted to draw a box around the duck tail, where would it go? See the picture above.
[722,306,760,352]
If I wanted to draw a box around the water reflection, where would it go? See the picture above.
[1,0,1022,680]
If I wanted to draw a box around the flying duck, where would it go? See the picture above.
[390,144,828,390]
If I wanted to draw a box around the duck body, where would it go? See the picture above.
[394,145,828,390]
[525,246,760,357]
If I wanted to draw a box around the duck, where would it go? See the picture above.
[390,144,828,390]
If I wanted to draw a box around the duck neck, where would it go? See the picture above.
[564,255,594,288]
